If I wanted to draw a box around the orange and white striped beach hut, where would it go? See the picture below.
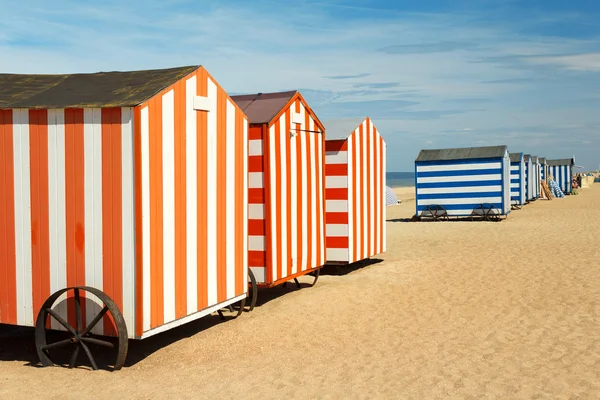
[323,117,386,265]
[231,91,326,300]
[0,65,248,370]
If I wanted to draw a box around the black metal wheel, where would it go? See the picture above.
[247,268,258,312]
[420,205,449,221]
[307,267,321,287]
[35,286,128,371]
[217,297,247,320]
[283,267,321,289]
[471,203,500,221]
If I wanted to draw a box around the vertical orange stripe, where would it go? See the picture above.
[305,117,313,269]
[102,108,123,336]
[351,132,358,263]
[0,110,17,324]
[196,70,208,310]
[273,120,282,282]
[64,109,86,329]
[133,105,144,336]
[285,109,292,277]
[379,136,384,254]
[366,120,372,257]
[216,87,227,302]
[174,80,187,318]
[235,112,244,296]
[29,109,51,325]
[149,98,164,327]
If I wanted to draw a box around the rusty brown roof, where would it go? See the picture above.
[0,65,199,109]
[231,91,297,124]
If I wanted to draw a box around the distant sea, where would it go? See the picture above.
[387,172,415,188]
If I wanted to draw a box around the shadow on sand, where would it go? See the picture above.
[0,269,335,370]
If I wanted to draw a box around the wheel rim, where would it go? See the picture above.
[248,268,258,312]
[35,286,128,371]
[309,268,321,287]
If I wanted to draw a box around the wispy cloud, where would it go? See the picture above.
[326,73,372,80]
[378,41,480,54]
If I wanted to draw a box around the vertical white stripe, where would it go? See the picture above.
[361,121,367,258]
[84,108,104,335]
[369,123,375,255]
[269,125,278,281]
[279,115,287,278]
[301,120,309,271]
[375,132,381,254]
[121,107,135,334]
[13,109,33,326]
[316,126,325,264]
[290,113,298,274]
[347,136,354,263]
[355,130,361,262]
[140,107,151,332]
[225,100,236,299]
[242,120,249,287]
[185,77,198,313]
[206,79,218,305]
[162,90,176,322]
[309,120,317,269]
[47,110,67,331]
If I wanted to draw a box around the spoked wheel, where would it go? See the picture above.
[35,286,128,371]
[217,297,247,320]
[471,203,500,221]
[420,205,449,221]
[247,269,258,312]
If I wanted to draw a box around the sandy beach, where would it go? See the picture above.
[1,185,600,399]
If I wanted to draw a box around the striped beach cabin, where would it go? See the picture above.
[323,117,386,265]
[509,152,526,206]
[531,156,540,199]
[231,91,325,291]
[547,158,574,194]
[523,154,534,201]
[539,157,548,181]
[415,145,511,218]
[0,66,250,368]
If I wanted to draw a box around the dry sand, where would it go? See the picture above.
[2,185,600,399]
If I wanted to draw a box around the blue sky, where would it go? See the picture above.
[2,0,600,171]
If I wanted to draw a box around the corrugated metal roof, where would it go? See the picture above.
[415,145,508,162]
[0,66,199,108]
[509,152,523,162]
[323,118,365,140]
[547,158,574,166]
[230,91,296,124]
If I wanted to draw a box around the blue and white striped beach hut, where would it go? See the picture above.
[415,145,511,217]
[539,157,548,181]
[523,154,534,201]
[547,158,574,194]
[509,152,526,206]
[531,156,540,199]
